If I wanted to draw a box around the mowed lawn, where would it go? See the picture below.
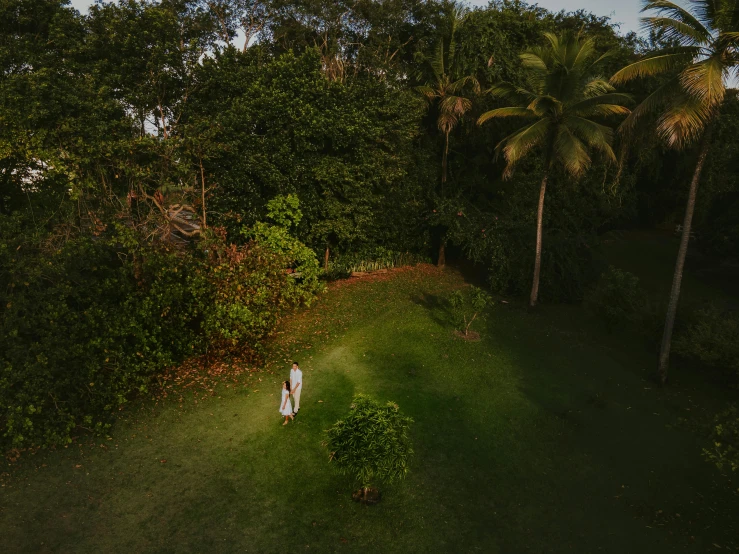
[1,266,737,553]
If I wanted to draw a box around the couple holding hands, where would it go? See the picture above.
[279,362,303,425]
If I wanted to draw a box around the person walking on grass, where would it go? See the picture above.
[279,381,294,426]
[290,361,302,416]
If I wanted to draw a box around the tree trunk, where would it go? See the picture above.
[199,157,207,229]
[324,246,330,271]
[657,129,712,384]
[529,171,549,308]
[437,241,446,268]
[442,131,449,185]
[158,103,168,139]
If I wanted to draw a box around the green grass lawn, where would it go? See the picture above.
[2,266,737,553]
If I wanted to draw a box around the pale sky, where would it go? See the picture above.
[475,0,645,34]
[69,0,647,36]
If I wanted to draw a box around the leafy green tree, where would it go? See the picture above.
[242,194,324,303]
[261,0,445,79]
[477,31,631,307]
[324,394,413,502]
[187,48,427,255]
[610,0,739,384]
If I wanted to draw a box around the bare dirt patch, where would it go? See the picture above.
[453,330,480,341]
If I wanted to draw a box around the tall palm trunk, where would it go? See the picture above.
[437,130,450,268]
[657,129,712,384]
[199,157,207,229]
[529,168,550,308]
[442,131,449,184]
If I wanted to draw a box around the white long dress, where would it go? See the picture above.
[279,389,293,416]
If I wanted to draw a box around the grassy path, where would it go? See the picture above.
[1,266,737,553]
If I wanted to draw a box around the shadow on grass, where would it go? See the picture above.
[409,292,454,331]
[475,309,739,552]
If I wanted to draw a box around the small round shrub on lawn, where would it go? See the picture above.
[324,394,413,503]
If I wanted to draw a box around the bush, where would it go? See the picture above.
[0,210,322,450]
[0,224,199,448]
[326,247,429,279]
[192,232,301,353]
[324,394,413,496]
[448,286,494,338]
[242,194,324,303]
[704,404,739,474]
[674,307,739,381]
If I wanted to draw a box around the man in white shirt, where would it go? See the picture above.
[290,361,303,415]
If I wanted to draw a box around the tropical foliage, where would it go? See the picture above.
[0,208,319,448]
[448,286,494,337]
[2,0,739,462]
[416,4,479,266]
[324,394,414,494]
[611,0,739,383]
[478,30,631,307]
[417,5,479,187]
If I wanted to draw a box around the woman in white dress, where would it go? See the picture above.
[279,381,294,425]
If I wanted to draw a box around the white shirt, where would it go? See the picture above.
[290,368,303,392]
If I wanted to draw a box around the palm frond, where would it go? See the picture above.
[591,49,618,70]
[430,38,445,80]
[582,77,615,98]
[610,51,698,83]
[477,107,536,125]
[689,0,719,32]
[587,104,633,117]
[656,91,713,148]
[499,119,552,178]
[440,95,473,117]
[445,4,467,64]
[542,32,561,56]
[679,54,727,106]
[565,116,617,162]
[642,1,713,37]
[485,82,536,104]
[553,126,591,177]
[723,30,739,42]
[415,85,438,101]
[618,75,680,133]
[642,16,712,44]
[571,93,633,116]
[437,111,459,134]
[520,52,548,73]
[572,36,598,69]
[448,75,481,95]
[528,95,562,117]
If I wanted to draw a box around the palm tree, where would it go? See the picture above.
[611,0,739,384]
[417,6,479,266]
[478,31,631,307]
